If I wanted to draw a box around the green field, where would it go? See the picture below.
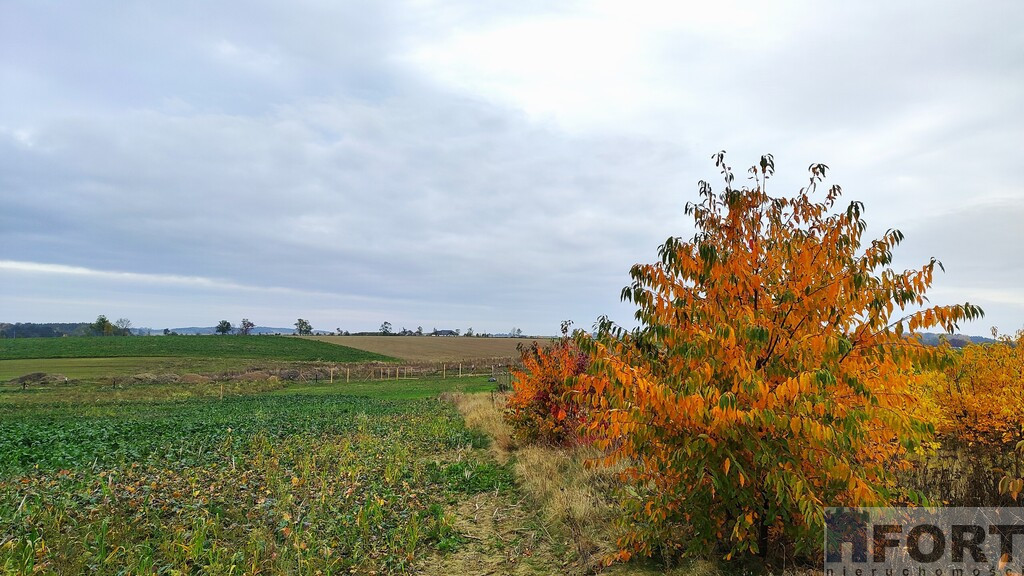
[0,375,533,574]
[0,357,270,381]
[0,336,394,363]
[0,334,564,574]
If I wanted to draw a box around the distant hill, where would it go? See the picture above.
[252,326,297,335]
[914,332,997,348]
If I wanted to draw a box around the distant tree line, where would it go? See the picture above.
[2,317,533,339]
[0,317,140,338]
[334,322,525,338]
[0,322,92,338]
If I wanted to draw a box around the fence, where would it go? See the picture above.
[248,356,521,386]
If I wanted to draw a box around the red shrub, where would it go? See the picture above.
[505,323,590,446]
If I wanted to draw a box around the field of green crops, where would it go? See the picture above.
[0,374,537,574]
[0,336,393,363]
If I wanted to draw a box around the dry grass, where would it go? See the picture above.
[512,444,621,572]
[307,335,551,363]
[449,391,627,573]
[445,391,517,459]
[416,492,554,576]
[447,392,810,575]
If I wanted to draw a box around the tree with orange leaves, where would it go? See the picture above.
[936,331,1024,448]
[926,330,1024,499]
[581,152,983,561]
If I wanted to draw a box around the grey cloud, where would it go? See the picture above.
[2,1,1021,334]
[1,91,691,331]
[894,200,1024,333]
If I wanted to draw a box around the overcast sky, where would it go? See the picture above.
[1,1,1022,335]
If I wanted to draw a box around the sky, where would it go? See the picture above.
[1,1,1022,336]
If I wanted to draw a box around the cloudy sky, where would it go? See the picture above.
[1,1,1022,335]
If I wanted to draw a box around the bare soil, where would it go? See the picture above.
[306,336,551,363]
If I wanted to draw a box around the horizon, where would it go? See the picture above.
[0,319,1005,341]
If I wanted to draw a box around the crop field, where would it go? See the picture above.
[0,374,552,574]
[0,333,582,574]
[0,357,308,382]
[0,336,393,363]
[307,336,549,363]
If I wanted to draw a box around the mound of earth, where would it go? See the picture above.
[128,373,182,384]
[10,372,69,387]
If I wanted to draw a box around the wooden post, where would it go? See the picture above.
[459,363,463,378]
[347,368,350,383]
[442,364,446,379]
[330,367,334,384]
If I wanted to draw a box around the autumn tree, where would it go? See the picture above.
[924,330,1024,499]
[934,331,1024,447]
[582,153,982,561]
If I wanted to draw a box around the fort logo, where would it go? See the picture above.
[825,507,1024,575]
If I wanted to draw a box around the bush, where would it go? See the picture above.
[917,331,1024,501]
[581,153,981,562]
[505,322,591,446]
[936,331,1024,448]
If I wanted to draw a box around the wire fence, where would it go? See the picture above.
[239,356,521,387]
[70,357,523,390]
